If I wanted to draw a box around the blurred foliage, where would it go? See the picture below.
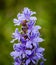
[0,0,56,65]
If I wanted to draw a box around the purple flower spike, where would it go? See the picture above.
[10,7,46,65]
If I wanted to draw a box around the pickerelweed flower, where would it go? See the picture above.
[10,7,46,65]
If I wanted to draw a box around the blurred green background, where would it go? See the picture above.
[0,0,56,65]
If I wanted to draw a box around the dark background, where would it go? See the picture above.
[0,0,56,65]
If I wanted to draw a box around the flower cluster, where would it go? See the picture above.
[10,8,46,65]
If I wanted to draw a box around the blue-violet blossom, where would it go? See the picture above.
[10,7,46,65]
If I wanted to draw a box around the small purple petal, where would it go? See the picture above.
[23,7,31,16]
[26,41,32,49]
[26,50,32,55]
[14,19,20,26]
[37,48,45,53]
[32,60,36,64]
[10,51,20,58]
[40,62,44,65]
[36,53,43,59]
[11,28,20,43]
[30,17,37,21]
[14,62,20,65]
[34,37,44,43]
[13,43,21,51]
[26,59,30,65]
